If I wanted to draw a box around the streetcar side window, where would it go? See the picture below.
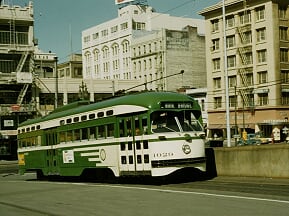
[89,126,96,140]
[26,138,30,147]
[82,128,88,140]
[126,119,132,136]
[107,124,114,138]
[27,137,32,147]
[135,118,141,135]
[22,139,26,147]
[74,129,81,141]
[98,125,106,139]
[60,131,66,143]
[45,134,48,146]
[142,117,148,134]
[37,136,41,146]
[67,130,72,142]
[31,137,36,146]
[119,119,125,137]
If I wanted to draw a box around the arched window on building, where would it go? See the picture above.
[84,51,91,78]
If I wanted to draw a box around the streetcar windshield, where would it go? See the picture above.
[151,111,203,133]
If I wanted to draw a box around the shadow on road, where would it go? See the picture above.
[8,147,219,185]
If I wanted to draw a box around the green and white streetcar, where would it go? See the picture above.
[17,91,206,179]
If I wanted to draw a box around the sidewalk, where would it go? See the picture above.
[0,160,18,174]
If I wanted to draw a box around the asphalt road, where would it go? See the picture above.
[0,172,289,216]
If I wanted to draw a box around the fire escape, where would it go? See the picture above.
[9,5,34,107]
[236,6,254,112]
[15,51,34,105]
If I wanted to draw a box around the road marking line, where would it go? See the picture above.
[6,180,289,204]
[87,184,289,204]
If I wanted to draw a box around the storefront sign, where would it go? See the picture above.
[263,119,288,124]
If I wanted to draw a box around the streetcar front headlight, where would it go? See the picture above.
[199,133,206,139]
[158,135,166,140]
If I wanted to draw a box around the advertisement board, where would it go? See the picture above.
[115,0,134,5]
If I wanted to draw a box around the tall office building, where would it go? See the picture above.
[199,0,289,142]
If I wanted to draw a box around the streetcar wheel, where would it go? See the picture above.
[36,170,46,180]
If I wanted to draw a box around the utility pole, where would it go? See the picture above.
[222,0,231,147]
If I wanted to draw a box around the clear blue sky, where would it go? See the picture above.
[12,0,220,62]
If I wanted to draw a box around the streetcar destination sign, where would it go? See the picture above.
[160,102,193,109]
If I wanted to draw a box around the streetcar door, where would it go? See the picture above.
[119,115,150,175]
[45,128,58,175]
[134,116,150,173]
[119,116,150,175]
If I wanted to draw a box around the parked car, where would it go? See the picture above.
[237,133,269,145]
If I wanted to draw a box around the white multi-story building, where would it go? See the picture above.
[199,0,289,141]
[131,26,206,92]
[82,1,205,92]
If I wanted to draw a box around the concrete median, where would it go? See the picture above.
[212,143,289,178]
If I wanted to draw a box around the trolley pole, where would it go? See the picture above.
[54,57,58,109]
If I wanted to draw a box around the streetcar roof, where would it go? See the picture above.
[19,91,200,127]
